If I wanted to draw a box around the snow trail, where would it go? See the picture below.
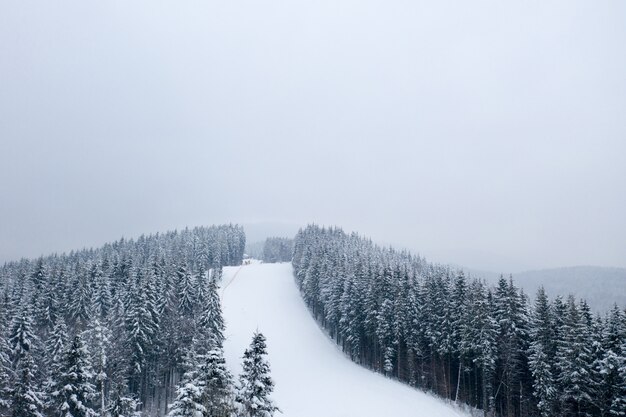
[221,262,469,417]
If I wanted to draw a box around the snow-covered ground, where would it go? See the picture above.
[220,261,469,417]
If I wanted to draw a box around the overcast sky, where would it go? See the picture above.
[1,0,625,272]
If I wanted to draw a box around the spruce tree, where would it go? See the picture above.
[44,318,69,413]
[177,265,195,318]
[0,333,10,415]
[596,306,626,416]
[10,352,44,417]
[108,390,141,417]
[236,332,278,417]
[195,270,225,354]
[167,350,205,417]
[83,317,111,417]
[52,335,97,417]
[528,287,556,417]
[8,311,40,369]
[199,347,233,417]
[556,296,593,416]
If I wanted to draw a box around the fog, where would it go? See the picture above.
[1,0,625,272]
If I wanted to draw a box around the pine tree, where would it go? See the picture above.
[46,318,68,373]
[167,350,205,417]
[0,332,10,415]
[8,310,40,370]
[177,266,195,318]
[236,332,278,417]
[198,347,233,417]
[124,274,158,396]
[90,263,111,320]
[44,317,69,413]
[339,264,366,361]
[31,259,56,332]
[69,271,92,327]
[450,271,469,403]
[195,270,225,354]
[528,287,556,417]
[492,276,527,417]
[595,305,626,416]
[52,335,97,417]
[108,390,141,417]
[556,296,593,416]
[10,352,44,417]
[83,317,112,417]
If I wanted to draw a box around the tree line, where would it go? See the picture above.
[0,225,279,417]
[261,238,294,264]
[292,225,626,417]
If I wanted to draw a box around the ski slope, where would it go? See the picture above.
[220,262,468,417]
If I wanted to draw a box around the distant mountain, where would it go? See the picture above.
[468,265,626,313]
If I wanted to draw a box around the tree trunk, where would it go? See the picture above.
[455,356,462,403]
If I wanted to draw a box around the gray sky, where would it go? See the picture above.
[1,0,625,272]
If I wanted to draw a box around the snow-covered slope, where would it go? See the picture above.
[220,262,468,417]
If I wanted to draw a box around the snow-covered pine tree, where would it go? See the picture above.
[51,335,97,417]
[195,269,225,354]
[10,351,44,417]
[198,347,233,417]
[556,296,594,417]
[595,305,626,416]
[124,271,158,397]
[90,263,111,320]
[31,259,56,333]
[8,310,40,371]
[450,271,469,403]
[528,287,556,417]
[0,332,10,415]
[236,332,278,417]
[493,276,527,417]
[68,269,92,328]
[46,318,68,370]
[108,390,141,417]
[83,316,112,417]
[43,317,69,413]
[167,350,205,417]
[176,265,195,318]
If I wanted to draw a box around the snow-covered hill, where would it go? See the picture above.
[220,262,468,417]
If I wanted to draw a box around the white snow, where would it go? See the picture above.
[220,262,469,417]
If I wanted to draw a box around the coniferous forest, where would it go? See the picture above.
[0,223,624,417]
[261,238,294,264]
[0,225,279,417]
[292,225,626,417]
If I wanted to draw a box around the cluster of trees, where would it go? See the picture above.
[292,225,626,417]
[261,238,294,264]
[167,331,278,417]
[0,225,247,416]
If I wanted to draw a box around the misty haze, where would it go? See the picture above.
[0,1,624,417]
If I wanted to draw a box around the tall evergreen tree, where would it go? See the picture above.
[236,332,278,417]
[83,317,112,417]
[556,296,594,416]
[198,347,233,417]
[528,287,556,417]
[167,350,205,417]
[10,352,44,417]
[195,270,225,354]
[51,335,97,417]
